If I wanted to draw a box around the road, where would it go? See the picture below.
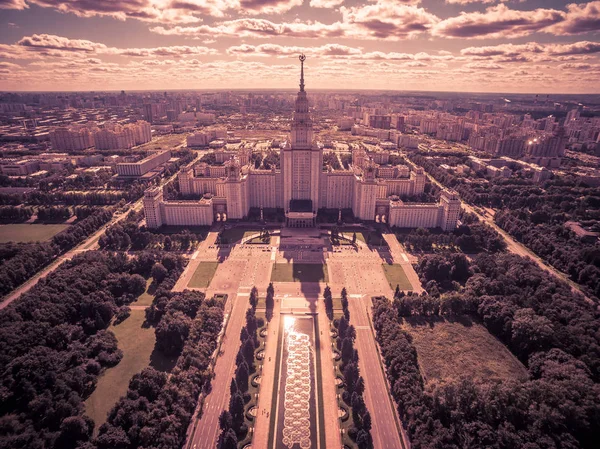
[185,241,274,449]
[0,153,194,311]
[349,295,408,449]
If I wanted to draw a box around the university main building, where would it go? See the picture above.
[144,56,461,231]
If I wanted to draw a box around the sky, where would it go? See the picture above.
[0,0,599,93]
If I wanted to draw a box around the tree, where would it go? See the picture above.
[235,361,249,392]
[219,410,233,431]
[155,311,192,356]
[151,262,168,283]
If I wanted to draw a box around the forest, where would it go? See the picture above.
[95,291,223,449]
[0,251,180,449]
[372,250,600,448]
[0,207,114,297]
[407,152,600,299]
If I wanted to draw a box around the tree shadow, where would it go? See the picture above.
[149,347,178,373]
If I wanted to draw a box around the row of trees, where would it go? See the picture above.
[37,206,72,221]
[99,215,205,252]
[396,221,506,254]
[0,251,169,449]
[95,295,224,449]
[333,288,373,449]
[372,294,600,449]
[407,152,600,299]
[0,207,113,297]
[0,205,33,221]
[496,208,600,299]
[218,286,262,448]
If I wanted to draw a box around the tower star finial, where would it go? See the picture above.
[299,54,306,92]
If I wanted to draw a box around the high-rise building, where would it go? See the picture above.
[143,56,461,231]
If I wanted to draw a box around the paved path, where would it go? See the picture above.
[349,295,408,449]
[185,239,275,449]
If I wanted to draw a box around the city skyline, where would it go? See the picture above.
[0,0,600,93]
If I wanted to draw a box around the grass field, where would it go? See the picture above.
[136,134,186,152]
[188,261,219,288]
[271,263,329,283]
[0,223,69,243]
[402,317,528,385]
[382,263,412,290]
[85,310,158,431]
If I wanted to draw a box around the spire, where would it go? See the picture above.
[299,54,306,92]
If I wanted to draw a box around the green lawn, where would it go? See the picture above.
[188,262,219,288]
[270,263,329,283]
[85,310,158,431]
[0,223,69,243]
[382,263,412,290]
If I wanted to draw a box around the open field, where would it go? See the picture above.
[84,310,169,431]
[382,263,412,290]
[402,317,528,385]
[271,262,329,283]
[137,134,186,152]
[0,223,69,243]
[188,261,219,288]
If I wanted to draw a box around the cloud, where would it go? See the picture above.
[545,41,600,55]
[151,18,347,39]
[445,0,505,4]
[460,42,544,57]
[226,44,455,62]
[239,0,303,14]
[558,62,600,70]
[18,33,107,52]
[548,1,600,35]
[465,61,504,70]
[227,43,362,57]
[309,0,344,8]
[108,45,218,57]
[0,0,239,23]
[433,4,564,39]
[0,0,27,8]
[14,33,218,59]
[460,40,600,64]
[340,0,439,39]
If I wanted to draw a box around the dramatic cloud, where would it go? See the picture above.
[548,1,600,35]
[433,4,564,39]
[461,41,600,62]
[340,0,439,39]
[227,43,362,57]
[18,34,107,52]
[546,41,600,55]
[12,34,218,59]
[151,18,347,39]
[225,43,451,62]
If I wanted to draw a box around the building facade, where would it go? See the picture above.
[144,57,461,230]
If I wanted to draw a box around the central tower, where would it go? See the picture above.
[282,54,323,227]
